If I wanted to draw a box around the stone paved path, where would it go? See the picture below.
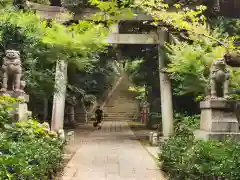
[61,121,166,180]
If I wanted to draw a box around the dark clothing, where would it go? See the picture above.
[95,109,103,122]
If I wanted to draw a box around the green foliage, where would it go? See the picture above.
[212,17,240,36]
[69,53,120,99]
[125,59,143,74]
[88,0,133,22]
[159,114,240,180]
[173,113,200,131]
[0,96,24,128]
[0,8,108,101]
[166,39,218,96]
[128,86,145,100]
[125,56,159,101]
[0,98,63,180]
[135,0,240,97]
[134,0,208,34]
[28,0,50,5]
[125,58,146,86]
[0,0,12,8]
[166,25,240,98]
[160,127,195,180]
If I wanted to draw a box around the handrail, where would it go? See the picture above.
[86,62,123,119]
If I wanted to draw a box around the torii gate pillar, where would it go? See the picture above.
[157,27,174,137]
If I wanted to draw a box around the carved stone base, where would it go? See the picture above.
[194,130,240,141]
[200,100,239,132]
[66,131,75,145]
[0,91,30,121]
[0,91,29,102]
[195,100,240,141]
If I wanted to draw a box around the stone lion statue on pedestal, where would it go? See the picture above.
[209,58,230,99]
[0,50,25,93]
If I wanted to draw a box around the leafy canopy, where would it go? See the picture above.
[135,0,240,98]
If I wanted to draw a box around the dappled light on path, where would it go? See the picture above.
[61,121,166,180]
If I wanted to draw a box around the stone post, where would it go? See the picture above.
[157,27,174,137]
[51,60,68,131]
[13,95,31,121]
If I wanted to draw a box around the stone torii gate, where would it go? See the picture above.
[106,24,174,138]
[27,2,174,137]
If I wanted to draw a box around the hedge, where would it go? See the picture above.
[0,97,64,180]
[159,114,240,180]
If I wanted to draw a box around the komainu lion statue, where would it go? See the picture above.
[209,58,230,99]
[0,50,23,92]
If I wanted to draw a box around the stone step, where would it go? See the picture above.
[104,107,137,109]
[105,107,136,109]
[104,114,134,116]
[104,112,136,114]
[105,102,137,105]
[106,104,135,107]
[104,116,134,118]
[104,111,136,114]
[104,114,135,116]
[104,112,135,114]
[104,116,135,118]
[104,116,134,119]
[103,118,133,121]
[73,75,138,124]
[99,77,137,121]
[104,109,136,112]
[105,114,135,116]
[104,118,134,120]
[104,103,137,106]
[87,113,135,117]
[104,113,135,116]
[105,117,134,119]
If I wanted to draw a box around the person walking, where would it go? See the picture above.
[94,106,103,129]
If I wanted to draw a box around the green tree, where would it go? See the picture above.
[135,0,240,99]
[0,7,111,120]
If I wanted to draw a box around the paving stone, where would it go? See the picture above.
[62,121,166,180]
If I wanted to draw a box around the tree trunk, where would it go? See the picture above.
[157,27,174,137]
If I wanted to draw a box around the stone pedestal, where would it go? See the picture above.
[149,132,153,142]
[148,131,159,146]
[13,102,32,121]
[66,131,75,145]
[1,91,31,121]
[195,100,240,141]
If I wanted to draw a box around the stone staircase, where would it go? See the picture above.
[103,74,138,121]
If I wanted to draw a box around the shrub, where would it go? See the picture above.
[0,96,23,128]
[159,114,240,180]
[0,98,64,180]
[174,113,200,132]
